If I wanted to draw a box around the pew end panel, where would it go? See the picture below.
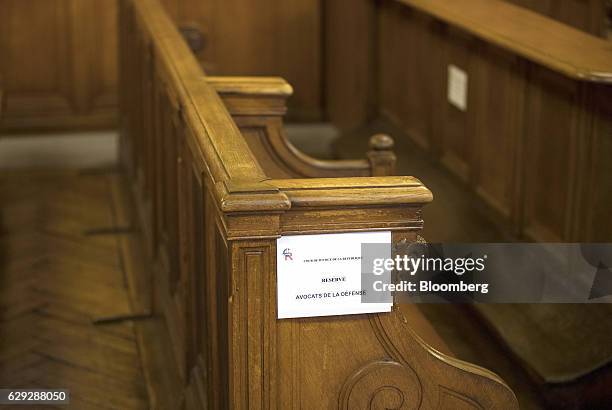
[209,76,396,179]
[213,176,519,409]
[119,0,520,408]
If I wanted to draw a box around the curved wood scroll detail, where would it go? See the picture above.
[263,127,397,178]
[339,360,422,410]
[438,386,484,410]
[344,312,520,409]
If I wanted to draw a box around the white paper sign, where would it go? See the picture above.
[276,231,392,319]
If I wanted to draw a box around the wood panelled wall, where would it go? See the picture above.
[324,0,377,130]
[503,0,608,37]
[0,0,606,131]
[0,0,321,131]
[0,0,118,130]
[160,0,322,120]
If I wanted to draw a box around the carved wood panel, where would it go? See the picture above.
[578,83,612,242]
[325,0,377,131]
[522,66,580,242]
[160,0,323,121]
[471,44,525,228]
[0,0,117,130]
[379,3,439,150]
[434,26,476,183]
[1,0,323,130]
[209,223,230,409]
[275,275,519,409]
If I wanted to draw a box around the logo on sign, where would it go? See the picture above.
[283,248,293,261]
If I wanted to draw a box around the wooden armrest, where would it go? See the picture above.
[267,176,432,235]
[210,76,397,178]
[270,176,432,208]
[208,76,293,97]
[214,175,431,213]
[208,76,293,116]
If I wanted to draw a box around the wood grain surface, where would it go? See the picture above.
[0,170,148,409]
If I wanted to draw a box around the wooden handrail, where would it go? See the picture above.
[270,176,432,208]
[394,0,612,83]
[131,0,270,185]
[208,76,294,98]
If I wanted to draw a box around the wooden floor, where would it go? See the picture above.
[0,170,149,409]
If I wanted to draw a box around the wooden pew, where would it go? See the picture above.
[323,1,612,407]
[327,0,612,243]
[119,0,519,408]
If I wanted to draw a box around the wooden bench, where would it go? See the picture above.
[327,0,612,243]
[324,2,612,407]
[119,0,519,408]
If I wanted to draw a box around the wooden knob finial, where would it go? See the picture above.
[369,133,394,151]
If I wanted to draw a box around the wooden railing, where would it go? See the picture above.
[119,0,519,408]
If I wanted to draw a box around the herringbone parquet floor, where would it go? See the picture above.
[0,170,149,409]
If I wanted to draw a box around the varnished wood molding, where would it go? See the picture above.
[208,76,293,97]
[0,0,118,131]
[214,180,291,213]
[210,77,292,117]
[228,241,276,409]
[270,176,433,208]
[338,360,422,409]
[367,311,519,408]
